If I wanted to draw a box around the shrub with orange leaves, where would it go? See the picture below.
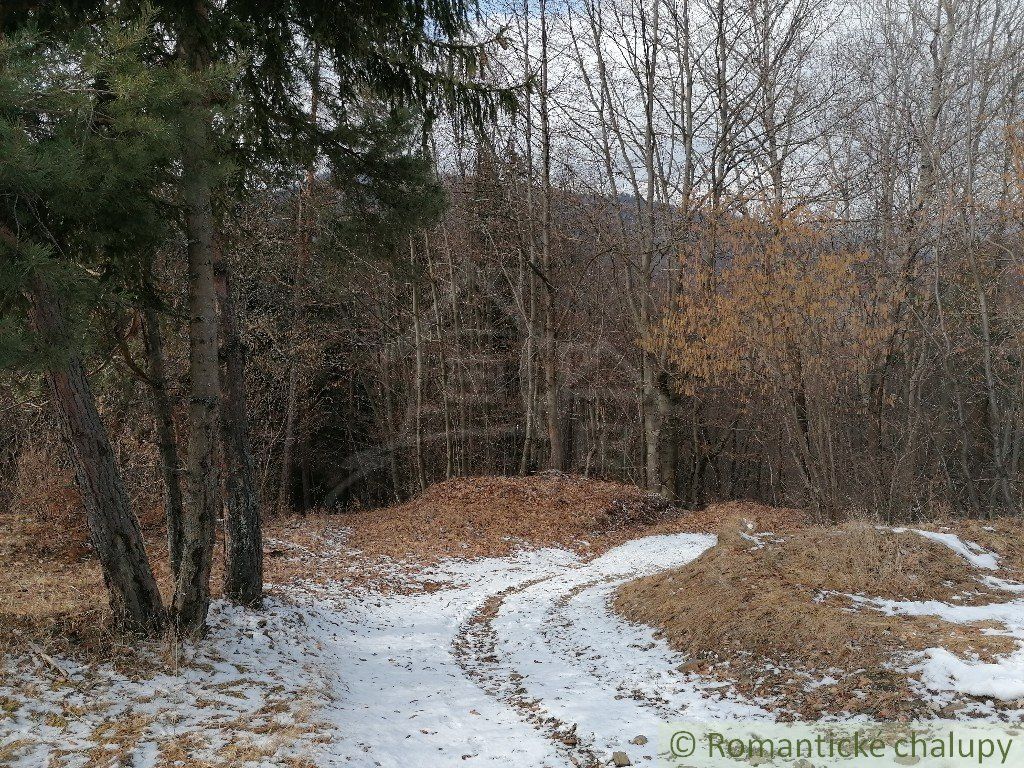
[660,212,886,399]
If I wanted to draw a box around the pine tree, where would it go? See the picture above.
[0,15,202,633]
[6,0,514,634]
[156,0,513,632]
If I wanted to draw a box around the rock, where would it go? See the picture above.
[611,751,631,767]
[629,735,648,746]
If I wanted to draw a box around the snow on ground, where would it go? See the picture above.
[291,547,577,768]
[7,526,1024,767]
[292,532,765,767]
[848,588,1024,706]
[0,532,763,767]
[484,535,768,763]
[847,530,1024,710]
[0,601,332,766]
[894,527,1001,570]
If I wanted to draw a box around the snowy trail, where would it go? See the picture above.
[9,527,1024,766]
[296,549,575,767]
[2,531,763,767]
[297,533,767,768]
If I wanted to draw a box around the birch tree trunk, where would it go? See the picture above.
[411,259,428,491]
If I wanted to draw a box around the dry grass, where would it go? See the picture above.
[0,458,330,766]
[0,472,674,655]
[0,486,323,658]
[614,517,1019,719]
[338,477,806,566]
[0,468,809,658]
[1,508,116,656]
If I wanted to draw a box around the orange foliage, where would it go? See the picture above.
[659,212,891,397]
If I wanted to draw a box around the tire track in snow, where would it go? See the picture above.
[545,575,680,718]
[451,534,768,765]
[454,578,605,768]
[297,549,577,768]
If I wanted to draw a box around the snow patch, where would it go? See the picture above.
[0,599,331,767]
[918,648,1024,701]
[894,528,1000,570]
[845,592,1024,703]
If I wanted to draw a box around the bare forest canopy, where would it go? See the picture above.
[2,0,1024,634]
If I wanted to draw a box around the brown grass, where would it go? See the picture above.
[0,472,672,654]
[0,485,312,657]
[614,518,1019,719]
[339,476,808,566]
[0,468,808,657]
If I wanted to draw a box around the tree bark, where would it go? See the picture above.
[638,0,672,498]
[645,370,676,499]
[277,47,320,514]
[140,285,186,579]
[539,0,564,471]
[32,278,164,633]
[173,22,221,633]
[517,0,538,476]
[411,265,428,491]
[277,339,302,512]
[215,253,263,607]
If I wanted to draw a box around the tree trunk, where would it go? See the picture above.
[277,48,320,513]
[32,278,164,633]
[0,420,19,517]
[641,377,676,499]
[411,268,428,491]
[646,370,677,500]
[539,0,564,471]
[642,356,661,493]
[425,237,455,478]
[519,0,538,476]
[140,286,186,579]
[277,345,301,512]
[173,26,221,632]
[215,254,263,607]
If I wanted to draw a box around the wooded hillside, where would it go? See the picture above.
[3,0,1024,635]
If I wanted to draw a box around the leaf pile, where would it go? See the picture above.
[341,472,688,564]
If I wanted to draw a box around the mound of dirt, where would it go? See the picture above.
[614,519,1017,720]
[341,473,687,563]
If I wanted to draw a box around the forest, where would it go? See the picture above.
[3,0,1024,765]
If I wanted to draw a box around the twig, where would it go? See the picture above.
[27,641,70,680]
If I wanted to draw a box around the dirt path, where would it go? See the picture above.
[8,525,1023,766]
